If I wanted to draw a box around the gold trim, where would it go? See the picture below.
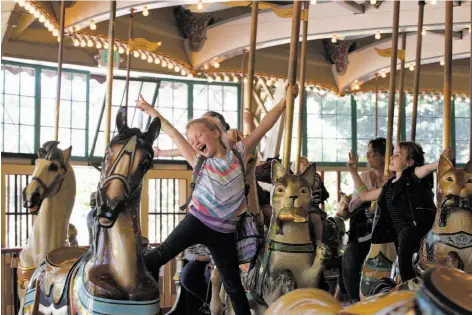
[18,263,37,271]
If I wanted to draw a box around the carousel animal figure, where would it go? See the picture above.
[418,156,472,273]
[18,141,75,313]
[21,107,161,315]
[266,266,472,315]
[217,160,330,314]
[66,224,79,247]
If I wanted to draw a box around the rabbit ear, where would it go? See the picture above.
[144,117,161,145]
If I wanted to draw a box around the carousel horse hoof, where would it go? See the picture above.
[265,288,342,315]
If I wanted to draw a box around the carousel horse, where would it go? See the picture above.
[418,156,472,273]
[21,107,161,315]
[222,160,330,314]
[266,266,472,315]
[18,141,75,313]
[67,224,79,247]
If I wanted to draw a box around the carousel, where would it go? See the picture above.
[1,0,472,314]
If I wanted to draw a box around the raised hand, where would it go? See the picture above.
[136,94,157,117]
[153,145,161,157]
[347,151,359,173]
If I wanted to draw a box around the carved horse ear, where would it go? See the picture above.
[438,155,454,179]
[465,160,472,173]
[62,146,72,163]
[271,159,286,184]
[116,107,129,133]
[144,117,161,145]
[301,162,317,188]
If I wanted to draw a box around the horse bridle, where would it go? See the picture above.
[23,166,66,213]
[96,136,150,228]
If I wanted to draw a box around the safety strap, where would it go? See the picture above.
[179,149,249,211]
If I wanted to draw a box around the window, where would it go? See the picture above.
[356,92,398,162]
[40,70,88,157]
[405,93,443,163]
[1,64,36,154]
[455,96,470,164]
[306,91,351,162]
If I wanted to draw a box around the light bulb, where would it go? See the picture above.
[53,29,59,37]
[24,2,31,10]
[80,39,86,47]
[310,0,317,4]
[175,65,181,72]
[439,57,445,66]
[90,20,96,30]
[96,41,102,49]
[143,6,149,16]
[47,24,54,32]
[181,69,187,76]
[197,0,203,10]
[243,78,248,83]
[375,31,381,40]
[207,76,213,83]
[29,5,36,15]
[141,53,147,60]
[380,72,386,78]
[133,50,140,58]
[34,10,41,18]
[370,0,376,4]
[187,73,194,78]
[168,63,174,69]
[147,56,153,63]
[154,57,161,65]
[39,14,45,23]
[73,38,80,47]
[233,76,239,83]
[118,46,125,54]
[224,75,230,82]
[409,64,415,71]
[215,75,221,81]
[87,39,94,47]
[161,60,167,67]
[213,61,220,68]
[104,42,108,49]
[18,1,25,7]
[432,94,438,101]
[203,64,209,70]
[430,0,437,4]
[422,28,426,36]
[331,34,337,43]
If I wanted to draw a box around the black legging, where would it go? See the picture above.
[144,214,250,315]
[342,241,371,302]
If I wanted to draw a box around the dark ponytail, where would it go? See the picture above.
[204,111,230,131]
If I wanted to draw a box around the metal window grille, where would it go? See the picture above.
[5,175,33,248]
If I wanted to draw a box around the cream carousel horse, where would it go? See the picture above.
[418,156,472,273]
[21,108,161,315]
[18,141,75,313]
[266,266,472,315]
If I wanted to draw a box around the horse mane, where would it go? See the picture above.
[38,141,67,169]
[109,127,153,155]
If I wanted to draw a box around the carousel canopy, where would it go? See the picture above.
[1,0,470,95]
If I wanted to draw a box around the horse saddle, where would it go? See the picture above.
[44,246,87,304]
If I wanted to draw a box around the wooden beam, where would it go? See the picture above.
[253,91,268,115]
[10,13,36,39]
[338,1,365,14]
[427,29,463,40]
[260,80,275,102]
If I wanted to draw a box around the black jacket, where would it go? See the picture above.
[372,166,435,243]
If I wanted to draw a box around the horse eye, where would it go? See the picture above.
[446,176,453,182]
[466,178,472,184]
[139,160,150,172]
[276,187,284,193]
[48,164,59,172]
[300,188,308,194]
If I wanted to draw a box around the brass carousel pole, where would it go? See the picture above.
[375,74,379,137]
[104,0,117,149]
[282,1,302,171]
[396,32,406,143]
[443,0,453,151]
[411,1,425,141]
[295,1,309,175]
[241,49,248,130]
[244,1,258,136]
[470,3,472,160]
[124,9,135,115]
[384,0,400,175]
[54,1,66,141]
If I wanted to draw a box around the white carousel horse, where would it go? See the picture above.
[21,108,161,315]
[18,141,75,313]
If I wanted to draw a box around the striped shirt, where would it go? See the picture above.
[189,141,247,233]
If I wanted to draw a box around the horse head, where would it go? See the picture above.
[335,192,352,219]
[22,141,72,214]
[96,107,160,228]
[270,159,316,235]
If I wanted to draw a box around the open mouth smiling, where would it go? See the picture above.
[198,144,207,154]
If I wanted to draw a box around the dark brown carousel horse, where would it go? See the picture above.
[21,107,161,315]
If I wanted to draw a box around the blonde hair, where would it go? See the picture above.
[186,118,227,149]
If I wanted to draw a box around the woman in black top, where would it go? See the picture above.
[348,142,451,281]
